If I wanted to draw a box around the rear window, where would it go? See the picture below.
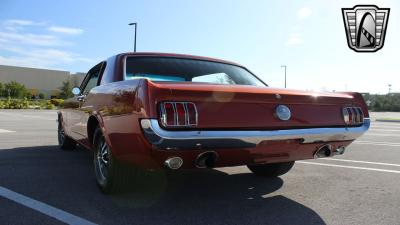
[125,57,266,86]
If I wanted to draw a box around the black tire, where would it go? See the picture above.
[93,127,134,194]
[58,116,75,150]
[247,161,295,177]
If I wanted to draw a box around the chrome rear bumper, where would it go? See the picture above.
[140,119,370,150]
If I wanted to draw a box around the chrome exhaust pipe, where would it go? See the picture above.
[195,151,218,168]
[333,146,346,155]
[164,157,183,170]
[314,144,332,159]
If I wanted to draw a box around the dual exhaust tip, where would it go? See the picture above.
[165,145,345,169]
[164,151,219,170]
[314,144,346,159]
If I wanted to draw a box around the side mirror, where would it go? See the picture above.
[72,87,81,96]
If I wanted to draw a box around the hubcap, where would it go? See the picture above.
[96,138,109,181]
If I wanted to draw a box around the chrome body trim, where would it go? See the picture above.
[140,118,370,150]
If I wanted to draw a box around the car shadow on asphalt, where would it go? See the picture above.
[0,146,326,225]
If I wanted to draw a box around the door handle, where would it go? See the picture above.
[77,95,86,102]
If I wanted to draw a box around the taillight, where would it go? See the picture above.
[342,107,364,125]
[175,103,186,125]
[162,102,175,126]
[160,102,198,127]
[186,103,197,125]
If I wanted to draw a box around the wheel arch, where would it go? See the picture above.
[57,111,67,131]
[57,111,63,124]
[87,115,100,146]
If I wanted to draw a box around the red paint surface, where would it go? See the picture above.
[60,53,369,169]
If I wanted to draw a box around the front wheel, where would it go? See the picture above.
[247,161,295,177]
[58,118,75,150]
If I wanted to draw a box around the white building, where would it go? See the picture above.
[0,64,85,98]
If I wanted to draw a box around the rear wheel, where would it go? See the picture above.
[93,127,133,194]
[247,161,295,177]
[58,117,75,150]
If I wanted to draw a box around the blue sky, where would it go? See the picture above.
[0,0,398,94]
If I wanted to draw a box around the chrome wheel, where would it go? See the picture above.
[95,137,110,182]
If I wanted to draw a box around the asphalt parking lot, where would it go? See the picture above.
[0,110,400,225]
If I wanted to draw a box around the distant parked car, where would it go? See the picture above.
[58,52,370,193]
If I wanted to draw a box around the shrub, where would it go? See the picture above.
[38,93,45,99]
[50,98,64,107]
[3,81,29,98]
[0,98,28,109]
[46,101,55,109]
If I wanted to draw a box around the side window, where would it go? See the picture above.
[81,63,104,95]
[82,70,100,95]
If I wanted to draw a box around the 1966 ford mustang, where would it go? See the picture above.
[58,52,369,193]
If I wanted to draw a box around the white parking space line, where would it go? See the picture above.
[20,115,55,121]
[0,129,15,133]
[319,158,400,167]
[298,161,400,174]
[0,112,55,121]
[354,141,400,147]
[0,186,97,225]
[371,125,400,127]
[371,124,400,127]
[368,129,400,132]
[364,133,400,137]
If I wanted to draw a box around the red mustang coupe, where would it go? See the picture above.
[58,52,369,193]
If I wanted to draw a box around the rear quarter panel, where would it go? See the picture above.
[85,79,157,166]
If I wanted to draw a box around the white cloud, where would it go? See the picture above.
[4,19,46,26]
[3,19,47,32]
[286,33,302,46]
[297,7,312,19]
[48,26,84,35]
[0,19,91,70]
[0,45,93,69]
[0,31,69,46]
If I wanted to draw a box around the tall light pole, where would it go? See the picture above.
[281,65,287,88]
[128,22,137,52]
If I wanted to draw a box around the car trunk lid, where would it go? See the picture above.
[145,81,361,130]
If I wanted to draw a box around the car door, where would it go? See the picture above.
[69,62,105,145]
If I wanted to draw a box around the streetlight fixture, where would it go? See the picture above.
[128,22,137,52]
[281,65,287,88]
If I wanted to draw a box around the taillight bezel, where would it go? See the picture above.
[342,106,364,125]
[160,102,198,128]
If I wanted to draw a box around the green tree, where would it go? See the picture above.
[4,81,29,98]
[0,82,3,97]
[38,93,45,99]
[363,93,400,112]
[58,79,74,99]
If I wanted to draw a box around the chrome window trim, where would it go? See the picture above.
[140,118,370,150]
[122,55,268,86]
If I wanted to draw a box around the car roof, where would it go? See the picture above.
[116,52,245,68]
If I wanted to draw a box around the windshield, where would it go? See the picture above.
[125,57,266,86]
